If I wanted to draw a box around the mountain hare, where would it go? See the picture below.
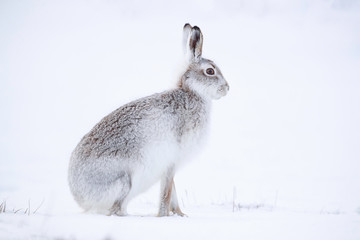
[68,24,229,216]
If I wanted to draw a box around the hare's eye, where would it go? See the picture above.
[206,68,215,75]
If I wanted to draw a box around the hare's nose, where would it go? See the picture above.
[218,83,229,96]
[223,82,229,92]
[225,82,229,92]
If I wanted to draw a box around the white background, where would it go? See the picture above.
[1,0,360,239]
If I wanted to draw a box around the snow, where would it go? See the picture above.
[1,205,360,240]
[1,0,360,239]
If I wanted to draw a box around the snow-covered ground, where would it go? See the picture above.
[2,205,360,240]
[1,0,360,239]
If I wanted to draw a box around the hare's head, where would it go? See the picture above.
[179,24,229,100]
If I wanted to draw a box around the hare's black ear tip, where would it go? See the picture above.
[192,26,201,32]
[184,23,192,28]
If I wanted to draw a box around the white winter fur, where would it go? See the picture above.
[68,23,229,217]
[80,123,209,215]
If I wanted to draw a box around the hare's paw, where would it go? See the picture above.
[109,200,128,217]
[171,206,187,217]
[157,207,170,217]
[109,208,128,217]
[157,206,187,217]
[114,211,128,217]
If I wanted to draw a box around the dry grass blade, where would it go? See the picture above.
[33,199,44,214]
[1,199,44,215]
[0,201,6,213]
[232,187,237,213]
[13,208,22,214]
[28,199,31,216]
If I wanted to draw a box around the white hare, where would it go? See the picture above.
[68,24,229,216]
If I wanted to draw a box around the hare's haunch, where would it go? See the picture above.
[68,24,229,216]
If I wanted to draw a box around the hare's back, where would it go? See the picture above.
[73,91,186,161]
[72,88,207,163]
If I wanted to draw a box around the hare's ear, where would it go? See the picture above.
[183,23,192,54]
[188,26,203,62]
[183,25,203,63]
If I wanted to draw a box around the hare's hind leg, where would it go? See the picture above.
[109,199,128,216]
[158,175,173,217]
[108,172,132,216]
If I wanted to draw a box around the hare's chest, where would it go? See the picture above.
[132,140,180,193]
[179,123,208,157]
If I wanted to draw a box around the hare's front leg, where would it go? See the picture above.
[158,172,185,217]
[170,182,186,216]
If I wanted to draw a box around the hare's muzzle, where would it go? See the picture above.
[218,82,229,97]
